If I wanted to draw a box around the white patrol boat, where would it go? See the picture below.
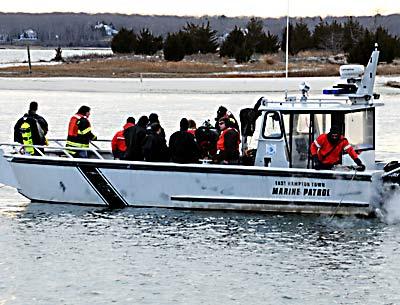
[0,46,398,216]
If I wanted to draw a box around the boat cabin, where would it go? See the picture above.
[252,45,381,171]
[254,99,379,170]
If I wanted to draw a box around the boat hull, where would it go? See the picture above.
[5,155,378,216]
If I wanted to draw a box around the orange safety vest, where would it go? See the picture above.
[217,127,240,151]
[111,122,135,153]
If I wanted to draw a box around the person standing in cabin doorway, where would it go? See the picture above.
[310,125,365,171]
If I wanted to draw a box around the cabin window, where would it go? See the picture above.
[263,112,283,138]
[344,109,374,149]
[314,114,332,136]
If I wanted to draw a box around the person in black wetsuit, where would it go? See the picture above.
[169,118,200,164]
[143,123,169,162]
[124,115,149,161]
[14,101,48,155]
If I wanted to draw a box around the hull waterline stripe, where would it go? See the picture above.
[10,157,372,182]
[170,196,370,208]
[78,165,127,208]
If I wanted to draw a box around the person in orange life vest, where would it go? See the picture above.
[310,125,365,171]
[214,117,240,164]
[111,117,135,159]
[66,105,97,158]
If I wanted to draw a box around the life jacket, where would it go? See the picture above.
[217,127,240,151]
[187,128,196,136]
[66,114,95,154]
[20,121,34,155]
[111,122,135,153]
[310,133,358,165]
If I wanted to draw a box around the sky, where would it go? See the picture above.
[2,0,400,18]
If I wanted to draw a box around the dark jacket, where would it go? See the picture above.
[142,130,170,162]
[169,131,199,164]
[124,124,148,161]
[14,110,48,145]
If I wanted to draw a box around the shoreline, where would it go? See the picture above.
[1,51,400,79]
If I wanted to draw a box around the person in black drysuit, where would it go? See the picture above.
[124,115,149,161]
[142,123,170,162]
[147,113,166,139]
[14,101,48,146]
[169,118,200,164]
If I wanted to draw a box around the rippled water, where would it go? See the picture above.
[1,77,400,304]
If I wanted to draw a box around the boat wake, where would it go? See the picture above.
[375,186,400,224]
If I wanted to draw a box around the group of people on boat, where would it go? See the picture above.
[13,102,242,165]
[110,105,241,164]
[13,101,365,170]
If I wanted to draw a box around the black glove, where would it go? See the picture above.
[354,158,366,171]
[312,155,320,169]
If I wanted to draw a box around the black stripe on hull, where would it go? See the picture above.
[170,196,370,208]
[78,165,127,209]
[10,157,372,182]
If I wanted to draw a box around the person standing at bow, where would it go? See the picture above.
[66,105,97,158]
[111,117,135,159]
[14,101,48,155]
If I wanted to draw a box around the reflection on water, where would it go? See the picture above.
[0,77,400,304]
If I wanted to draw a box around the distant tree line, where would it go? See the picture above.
[282,17,400,64]
[111,17,400,65]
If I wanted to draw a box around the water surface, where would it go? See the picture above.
[0,77,400,304]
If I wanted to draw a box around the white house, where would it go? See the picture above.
[19,29,38,40]
[94,22,118,36]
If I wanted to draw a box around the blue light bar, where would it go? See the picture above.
[323,88,346,95]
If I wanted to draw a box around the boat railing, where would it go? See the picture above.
[0,139,112,160]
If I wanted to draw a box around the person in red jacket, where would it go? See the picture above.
[310,125,365,171]
[111,117,135,159]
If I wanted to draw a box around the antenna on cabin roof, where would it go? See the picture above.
[284,0,290,101]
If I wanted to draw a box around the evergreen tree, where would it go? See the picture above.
[219,26,246,58]
[111,28,137,54]
[163,32,185,61]
[257,31,280,54]
[135,28,163,55]
[246,18,280,54]
[183,22,218,54]
[234,42,253,63]
[282,20,313,55]
[374,26,398,64]
[291,20,313,54]
[347,30,374,65]
[342,17,364,52]
[313,20,343,51]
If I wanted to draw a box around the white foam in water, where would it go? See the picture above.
[379,189,400,224]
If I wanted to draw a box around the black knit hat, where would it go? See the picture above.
[78,105,90,115]
[180,118,189,131]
